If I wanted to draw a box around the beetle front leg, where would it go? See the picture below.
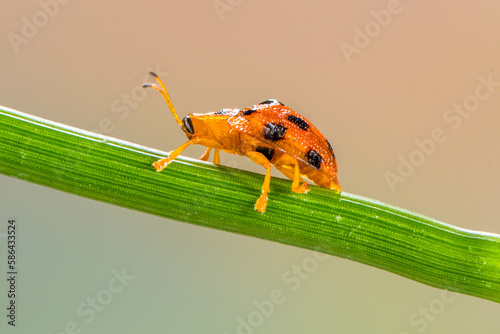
[199,147,211,161]
[200,148,220,164]
[153,138,196,172]
[213,149,220,164]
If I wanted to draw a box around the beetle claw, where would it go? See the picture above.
[153,158,172,172]
[254,194,268,213]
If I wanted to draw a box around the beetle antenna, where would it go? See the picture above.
[143,72,183,127]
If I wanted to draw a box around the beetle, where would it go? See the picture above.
[143,72,341,213]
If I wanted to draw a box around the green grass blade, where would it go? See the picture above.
[1,106,499,303]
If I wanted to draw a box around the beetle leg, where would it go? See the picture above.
[292,160,310,193]
[199,148,220,164]
[213,149,220,164]
[246,151,272,213]
[274,154,309,193]
[200,148,211,161]
[153,138,196,172]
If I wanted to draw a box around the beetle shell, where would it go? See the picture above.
[225,99,341,191]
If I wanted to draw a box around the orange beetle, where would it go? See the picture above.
[144,72,341,213]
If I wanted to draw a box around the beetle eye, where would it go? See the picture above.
[183,116,194,134]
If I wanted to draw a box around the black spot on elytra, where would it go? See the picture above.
[307,149,322,170]
[263,123,287,141]
[241,108,257,116]
[255,146,275,161]
[326,140,333,152]
[260,99,285,106]
[214,109,232,115]
[326,140,335,158]
[287,115,310,130]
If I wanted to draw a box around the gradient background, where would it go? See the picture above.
[1,1,500,333]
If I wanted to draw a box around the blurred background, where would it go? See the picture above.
[1,1,499,333]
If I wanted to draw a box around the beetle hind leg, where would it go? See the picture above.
[274,155,309,194]
[291,160,310,193]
